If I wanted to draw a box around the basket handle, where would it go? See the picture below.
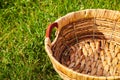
[46,22,58,38]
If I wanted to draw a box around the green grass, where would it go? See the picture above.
[0,0,120,80]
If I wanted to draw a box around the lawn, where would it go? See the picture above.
[0,0,120,80]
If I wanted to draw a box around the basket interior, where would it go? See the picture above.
[51,18,120,76]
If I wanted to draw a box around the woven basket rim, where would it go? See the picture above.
[52,9,120,45]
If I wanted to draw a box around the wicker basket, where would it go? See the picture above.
[45,9,120,80]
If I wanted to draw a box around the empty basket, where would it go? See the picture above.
[45,9,120,80]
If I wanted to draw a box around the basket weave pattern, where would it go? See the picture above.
[45,9,120,80]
